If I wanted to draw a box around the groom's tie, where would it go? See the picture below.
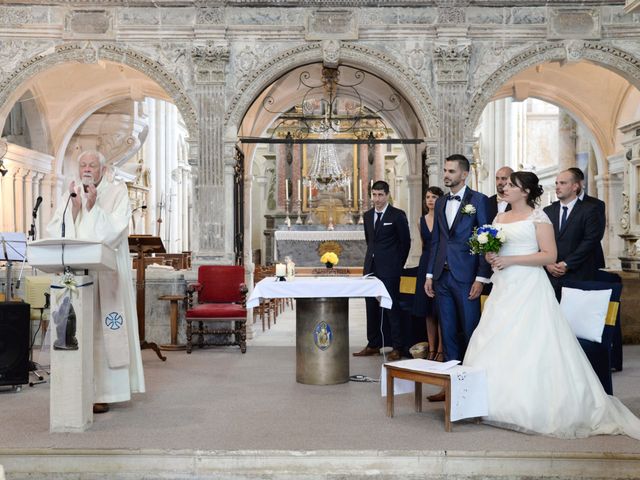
[560,206,568,232]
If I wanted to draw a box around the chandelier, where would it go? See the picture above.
[303,133,350,191]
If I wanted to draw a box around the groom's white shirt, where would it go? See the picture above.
[446,185,466,228]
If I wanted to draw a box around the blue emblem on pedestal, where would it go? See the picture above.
[313,321,332,351]
[105,312,124,330]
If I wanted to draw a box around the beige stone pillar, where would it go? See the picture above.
[558,110,576,171]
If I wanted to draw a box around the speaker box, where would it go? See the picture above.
[0,302,30,386]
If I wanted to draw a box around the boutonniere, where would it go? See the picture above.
[461,203,476,216]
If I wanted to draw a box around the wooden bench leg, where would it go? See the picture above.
[386,369,394,417]
[414,382,422,413]
[444,383,452,432]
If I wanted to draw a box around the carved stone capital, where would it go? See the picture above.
[433,39,471,83]
[191,44,230,84]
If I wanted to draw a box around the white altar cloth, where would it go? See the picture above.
[381,359,488,422]
[247,277,392,309]
[274,230,365,241]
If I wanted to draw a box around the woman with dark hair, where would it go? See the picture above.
[464,171,640,439]
[413,186,444,360]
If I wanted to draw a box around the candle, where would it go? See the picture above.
[370,179,373,199]
[347,182,351,200]
[285,181,289,200]
[275,263,286,277]
[308,185,312,201]
[297,179,301,202]
[359,179,363,200]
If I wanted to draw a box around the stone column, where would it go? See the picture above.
[433,38,472,162]
[406,173,423,264]
[374,144,384,182]
[190,43,230,261]
[558,110,577,171]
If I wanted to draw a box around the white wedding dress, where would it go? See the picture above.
[464,209,640,439]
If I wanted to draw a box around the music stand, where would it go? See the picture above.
[128,235,167,361]
[1,232,27,301]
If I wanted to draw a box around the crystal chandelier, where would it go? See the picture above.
[303,133,350,191]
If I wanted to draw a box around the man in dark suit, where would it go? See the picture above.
[354,180,411,361]
[487,166,513,222]
[568,167,606,269]
[425,154,491,370]
[543,169,601,293]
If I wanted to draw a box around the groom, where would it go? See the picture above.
[425,154,491,375]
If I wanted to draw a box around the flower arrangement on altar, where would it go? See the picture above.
[320,251,339,268]
[468,225,506,255]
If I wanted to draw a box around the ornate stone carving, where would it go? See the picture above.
[620,192,630,234]
[565,40,586,63]
[306,9,358,41]
[236,45,260,79]
[433,39,471,83]
[547,7,601,40]
[438,7,466,24]
[0,6,33,25]
[196,4,224,25]
[322,39,340,68]
[117,7,159,26]
[407,43,426,73]
[191,44,230,84]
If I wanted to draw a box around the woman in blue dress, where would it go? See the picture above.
[413,186,444,360]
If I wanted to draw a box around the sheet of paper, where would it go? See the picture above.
[384,358,460,372]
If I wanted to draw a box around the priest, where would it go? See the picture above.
[46,150,145,414]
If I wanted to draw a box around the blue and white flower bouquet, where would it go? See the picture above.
[468,225,506,255]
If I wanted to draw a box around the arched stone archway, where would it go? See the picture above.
[227,41,438,275]
[225,41,439,149]
[464,41,640,144]
[0,43,199,145]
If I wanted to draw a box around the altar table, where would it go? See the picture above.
[273,230,366,267]
[247,277,391,385]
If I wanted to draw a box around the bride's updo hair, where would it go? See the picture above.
[510,171,544,208]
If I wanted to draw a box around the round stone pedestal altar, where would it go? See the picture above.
[295,297,349,385]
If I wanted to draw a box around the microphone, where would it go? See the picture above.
[61,192,77,238]
[32,196,43,218]
[82,176,92,193]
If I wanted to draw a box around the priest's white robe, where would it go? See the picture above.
[46,179,145,403]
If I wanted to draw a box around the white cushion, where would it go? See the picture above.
[560,287,612,343]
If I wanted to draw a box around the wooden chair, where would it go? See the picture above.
[253,265,277,331]
[185,265,248,354]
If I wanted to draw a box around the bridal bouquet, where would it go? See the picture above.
[468,225,506,255]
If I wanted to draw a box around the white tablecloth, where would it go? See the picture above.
[381,359,488,422]
[247,276,392,309]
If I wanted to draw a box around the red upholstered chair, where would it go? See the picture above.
[185,265,248,354]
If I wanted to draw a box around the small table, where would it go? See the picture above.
[158,294,186,351]
[385,363,453,431]
[383,361,488,432]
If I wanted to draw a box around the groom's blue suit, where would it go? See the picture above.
[427,187,491,361]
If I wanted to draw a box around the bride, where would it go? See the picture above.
[464,171,640,439]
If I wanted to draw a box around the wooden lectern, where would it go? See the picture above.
[128,235,166,361]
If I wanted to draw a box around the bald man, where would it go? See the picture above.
[487,166,514,222]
